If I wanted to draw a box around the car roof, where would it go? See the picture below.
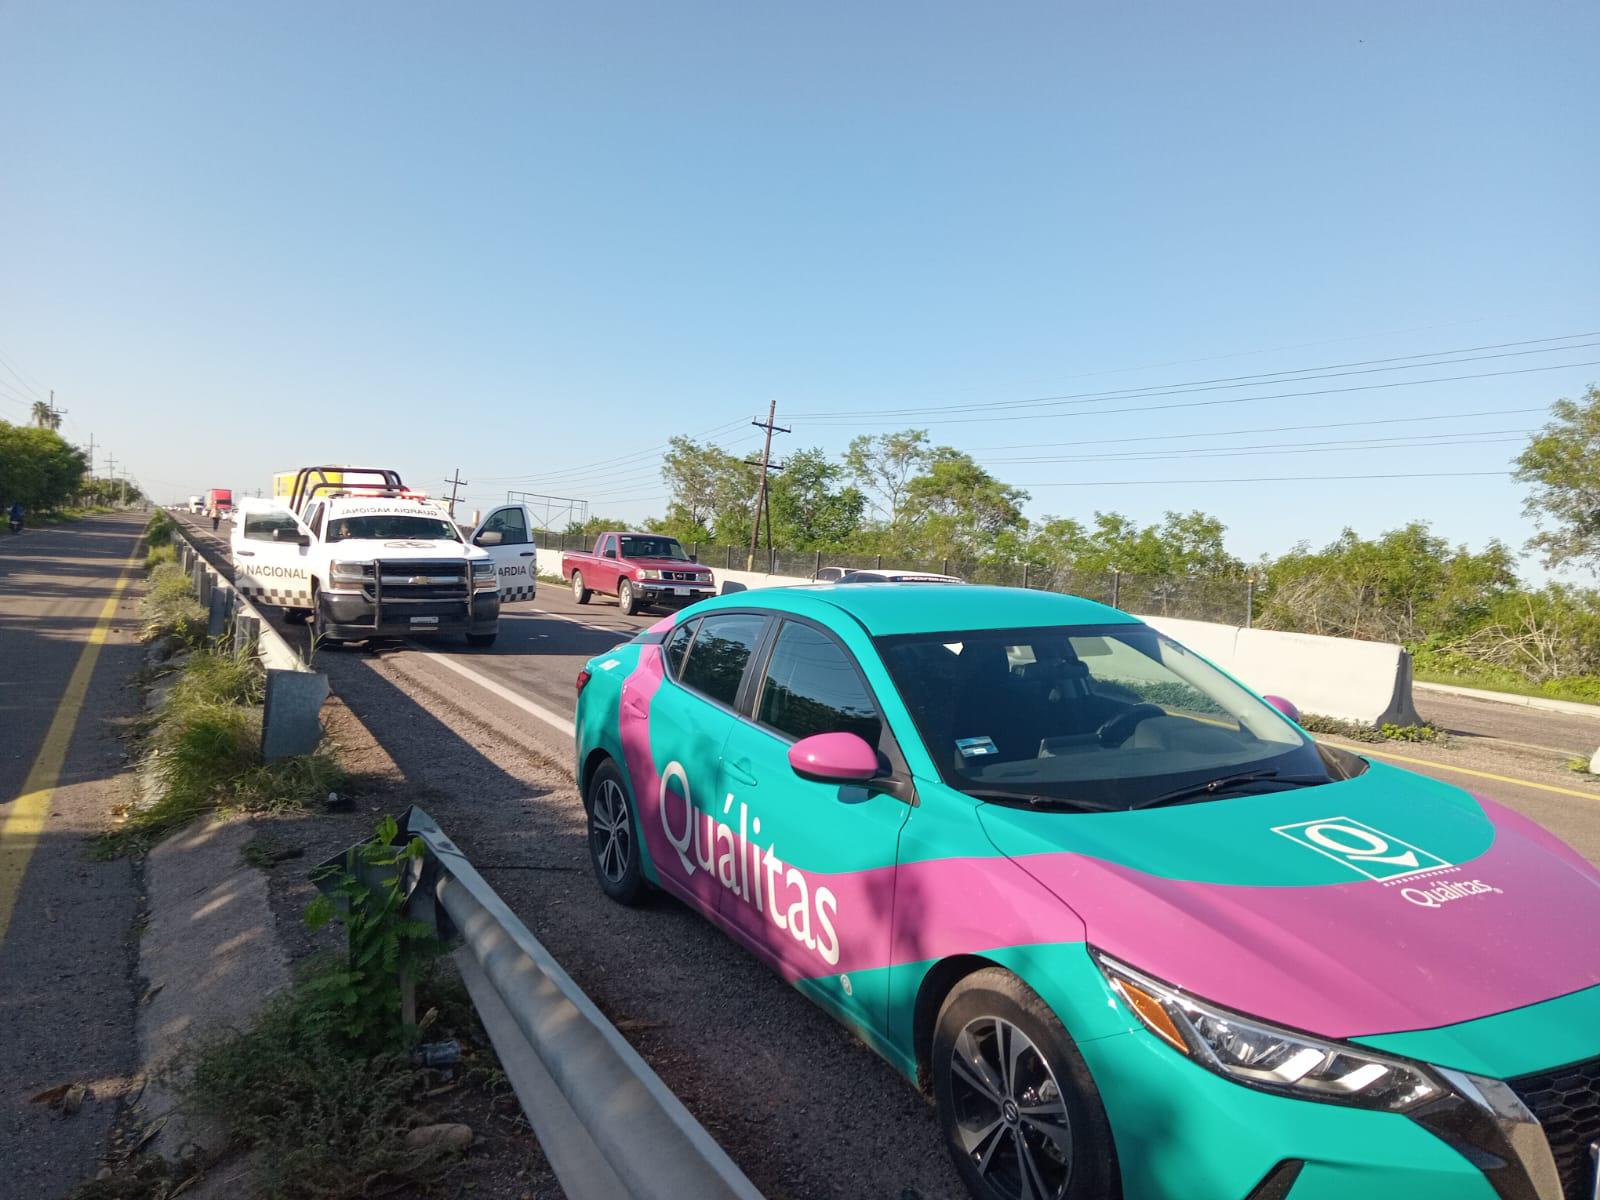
[692,583,1137,637]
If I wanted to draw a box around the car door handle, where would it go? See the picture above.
[235,549,255,556]
[622,696,649,719]
[726,758,759,787]
[519,552,534,557]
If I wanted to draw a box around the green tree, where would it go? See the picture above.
[658,436,758,544]
[0,420,87,510]
[844,430,930,530]
[768,448,865,549]
[30,400,60,430]
[899,448,1028,557]
[1514,385,1600,569]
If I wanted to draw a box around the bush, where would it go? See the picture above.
[146,509,176,547]
[101,650,343,854]
[1297,713,1447,745]
[144,543,177,571]
[141,562,206,645]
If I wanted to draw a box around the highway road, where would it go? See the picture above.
[173,510,1600,866]
[0,512,147,1195]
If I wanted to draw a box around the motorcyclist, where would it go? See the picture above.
[8,501,23,533]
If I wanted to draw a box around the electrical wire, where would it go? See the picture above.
[1016,470,1513,487]
[981,430,1529,466]
[790,331,1600,421]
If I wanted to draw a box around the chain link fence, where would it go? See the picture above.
[530,530,1257,626]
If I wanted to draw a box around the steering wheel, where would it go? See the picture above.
[1096,703,1167,748]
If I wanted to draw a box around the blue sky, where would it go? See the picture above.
[1,1,1595,572]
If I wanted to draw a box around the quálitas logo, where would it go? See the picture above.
[1271,816,1450,881]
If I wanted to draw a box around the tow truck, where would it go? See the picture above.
[230,466,541,647]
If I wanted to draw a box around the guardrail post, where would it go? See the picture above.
[261,667,329,760]
[207,584,232,642]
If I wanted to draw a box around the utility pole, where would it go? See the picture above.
[37,390,66,430]
[746,401,789,570]
[443,468,468,518]
[83,432,94,503]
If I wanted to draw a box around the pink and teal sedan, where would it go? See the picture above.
[574,584,1600,1200]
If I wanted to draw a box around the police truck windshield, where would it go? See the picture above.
[325,515,461,543]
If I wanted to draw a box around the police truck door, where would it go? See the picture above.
[469,505,538,601]
[231,500,314,611]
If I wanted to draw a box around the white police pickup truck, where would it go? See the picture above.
[230,467,539,647]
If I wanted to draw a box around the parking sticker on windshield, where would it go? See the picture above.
[956,736,999,759]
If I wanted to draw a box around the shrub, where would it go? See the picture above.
[141,562,206,645]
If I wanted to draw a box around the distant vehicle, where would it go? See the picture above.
[562,531,715,616]
[230,465,538,647]
[204,488,233,516]
[834,569,965,585]
[188,495,204,513]
[812,565,850,582]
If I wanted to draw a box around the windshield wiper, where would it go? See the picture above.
[1130,770,1324,811]
[959,787,1106,812]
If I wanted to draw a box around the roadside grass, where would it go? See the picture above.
[143,542,177,572]
[1298,712,1448,745]
[1413,666,1600,707]
[146,509,176,547]
[100,648,343,856]
[141,562,207,646]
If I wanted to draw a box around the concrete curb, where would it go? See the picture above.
[1415,680,1600,719]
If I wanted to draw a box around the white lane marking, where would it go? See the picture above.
[515,604,641,639]
[413,649,577,737]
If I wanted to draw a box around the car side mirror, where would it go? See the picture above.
[272,528,310,546]
[788,732,879,783]
[1263,695,1301,723]
[475,531,503,546]
[689,553,698,563]
[604,549,617,559]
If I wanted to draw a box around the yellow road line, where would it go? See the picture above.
[1325,739,1600,801]
[0,547,142,946]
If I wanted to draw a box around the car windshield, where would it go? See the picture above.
[325,515,461,543]
[876,623,1337,810]
[619,536,688,560]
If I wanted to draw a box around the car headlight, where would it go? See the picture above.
[1094,952,1442,1112]
[471,559,496,587]
[330,560,369,584]
[638,569,662,580]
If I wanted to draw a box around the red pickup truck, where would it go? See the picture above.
[562,532,717,615]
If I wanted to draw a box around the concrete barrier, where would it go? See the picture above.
[534,548,1417,728]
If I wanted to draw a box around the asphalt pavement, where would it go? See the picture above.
[0,512,148,1198]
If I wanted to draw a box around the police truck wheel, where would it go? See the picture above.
[932,969,1118,1200]
[310,585,340,649]
[585,760,645,905]
[572,572,590,604]
[467,632,497,648]
[618,578,639,616]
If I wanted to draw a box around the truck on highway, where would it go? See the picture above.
[230,466,539,646]
[562,531,715,615]
[188,495,204,513]
[204,487,233,516]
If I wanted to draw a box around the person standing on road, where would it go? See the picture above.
[210,506,221,532]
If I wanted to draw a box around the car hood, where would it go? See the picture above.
[975,761,1600,1038]
[326,539,481,561]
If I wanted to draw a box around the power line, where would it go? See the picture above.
[1016,470,1513,487]
[0,345,47,402]
[442,468,468,518]
[824,358,1600,428]
[474,417,750,484]
[747,401,789,568]
[982,430,1530,466]
[963,405,1551,453]
[790,330,1600,421]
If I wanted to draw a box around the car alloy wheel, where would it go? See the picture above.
[949,1016,1073,1200]
[590,778,632,884]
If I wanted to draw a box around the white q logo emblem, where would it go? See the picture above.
[1273,816,1450,881]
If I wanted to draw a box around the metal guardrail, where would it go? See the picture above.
[347,806,766,1200]
[169,517,329,758]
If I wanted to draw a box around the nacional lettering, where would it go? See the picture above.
[658,761,841,966]
[1400,878,1501,909]
[256,565,308,579]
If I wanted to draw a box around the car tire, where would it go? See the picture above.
[585,759,647,905]
[617,578,638,616]
[932,968,1119,1200]
[572,572,590,604]
[467,632,497,648]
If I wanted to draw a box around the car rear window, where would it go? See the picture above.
[678,614,766,707]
